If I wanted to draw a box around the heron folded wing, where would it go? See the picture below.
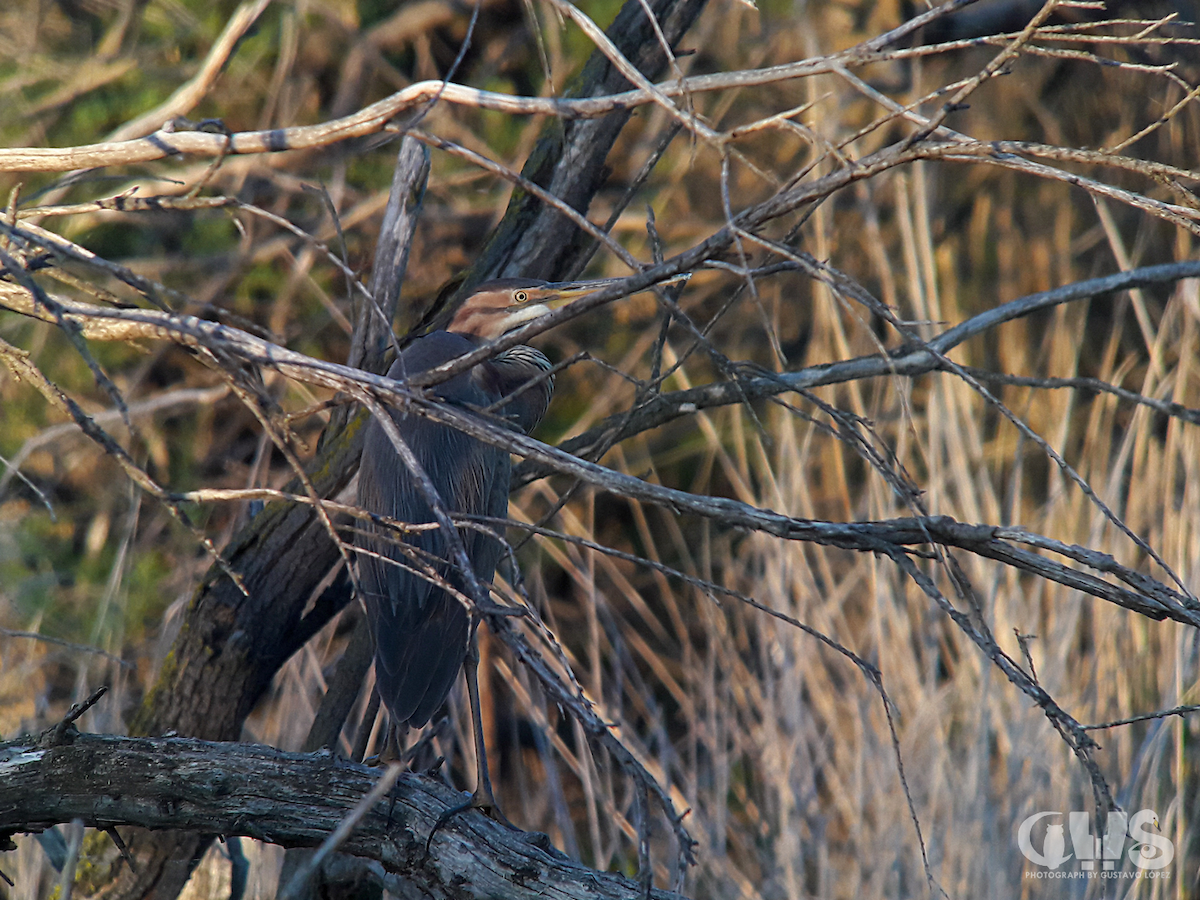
[369,587,470,727]
[357,337,506,725]
[355,328,524,728]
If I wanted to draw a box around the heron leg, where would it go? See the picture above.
[463,620,505,818]
[360,690,408,766]
[382,719,405,763]
[351,686,382,763]
[424,619,511,859]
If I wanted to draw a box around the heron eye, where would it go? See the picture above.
[514,290,528,303]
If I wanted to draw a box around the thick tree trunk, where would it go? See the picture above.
[435,0,710,296]
[0,733,686,900]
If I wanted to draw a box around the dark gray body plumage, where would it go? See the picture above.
[356,330,553,727]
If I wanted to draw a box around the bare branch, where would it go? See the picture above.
[3,265,1197,624]
[0,0,983,173]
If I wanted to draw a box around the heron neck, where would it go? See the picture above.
[478,344,555,435]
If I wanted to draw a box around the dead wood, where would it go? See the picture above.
[0,733,685,900]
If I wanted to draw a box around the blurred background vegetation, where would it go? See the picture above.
[1,0,1199,896]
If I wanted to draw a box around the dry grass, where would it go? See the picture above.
[2,0,1200,897]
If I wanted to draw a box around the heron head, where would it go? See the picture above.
[447,277,620,340]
